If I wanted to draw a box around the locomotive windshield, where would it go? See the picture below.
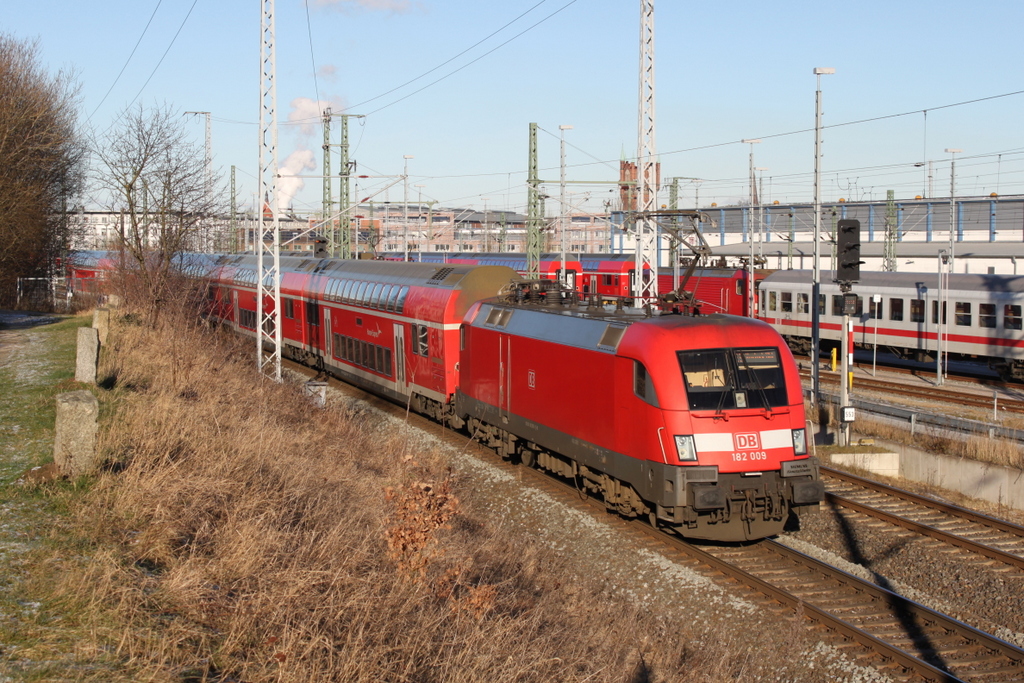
[677,347,788,412]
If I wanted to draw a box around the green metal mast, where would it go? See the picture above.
[526,122,542,277]
[339,114,352,259]
[322,108,333,253]
[883,189,897,272]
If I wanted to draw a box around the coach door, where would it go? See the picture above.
[393,323,409,396]
[323,309,332,360]
[498,334,512,422]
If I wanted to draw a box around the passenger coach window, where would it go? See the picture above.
[889,299,904,322]
[284,298,294,319]
[633,362,659,407]
[798,293,809,314]
[932,301,947,325]
[780,292,792,313]
[832,295,844,316]
[818,294,826,315]
[979,304,996,329]
[955,302,971,326]
[768,291,777,311]
[869,298,883,319]
[910,299,925,323]
[1005,305,1022,330]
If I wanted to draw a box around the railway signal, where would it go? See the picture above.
[836,219,864,283]
[834,219,863,446]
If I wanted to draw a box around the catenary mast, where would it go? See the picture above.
[633,0,658,301]
[257,0,283,381]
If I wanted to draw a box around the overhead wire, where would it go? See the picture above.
[363,0,579,116]
[122,0,201,114]
[88,0,164,122]
[347,0,552,112]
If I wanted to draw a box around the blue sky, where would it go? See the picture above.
[6,0,1024,216]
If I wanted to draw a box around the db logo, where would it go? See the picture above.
[734,432,760,450]
[528,370,536,389]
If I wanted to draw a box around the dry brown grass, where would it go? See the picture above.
[23,298,834,682]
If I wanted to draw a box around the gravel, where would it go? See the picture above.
[791,501,1024,649]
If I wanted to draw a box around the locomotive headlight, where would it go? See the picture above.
[792,428,807,456]
[674,435,697,462]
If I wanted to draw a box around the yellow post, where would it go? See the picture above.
[830,347,837,371]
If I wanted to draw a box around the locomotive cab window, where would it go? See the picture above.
[677,347,788,412]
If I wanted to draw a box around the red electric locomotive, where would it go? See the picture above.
[455,281,822,542]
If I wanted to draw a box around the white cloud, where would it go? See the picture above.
[278,149,317,211]
[287,96,348,136]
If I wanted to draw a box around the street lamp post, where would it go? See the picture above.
[741,138,761,319]
[403,154,413,261]
[944,148,962,269]
[559,125,573,285]
[812,66,835,406]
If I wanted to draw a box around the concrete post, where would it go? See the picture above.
[303,380,328,408]
[92,307,110,346]
[75,327,100,384]
[53,390,100,477]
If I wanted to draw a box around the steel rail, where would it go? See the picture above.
[823,467,1024,539]
[821,468,1024,572]
[632,524,966,683]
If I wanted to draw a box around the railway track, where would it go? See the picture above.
[799,369,1024,416]
[285,358,1024,682]
[822,467,1024,572]
[683,536,1024,682]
